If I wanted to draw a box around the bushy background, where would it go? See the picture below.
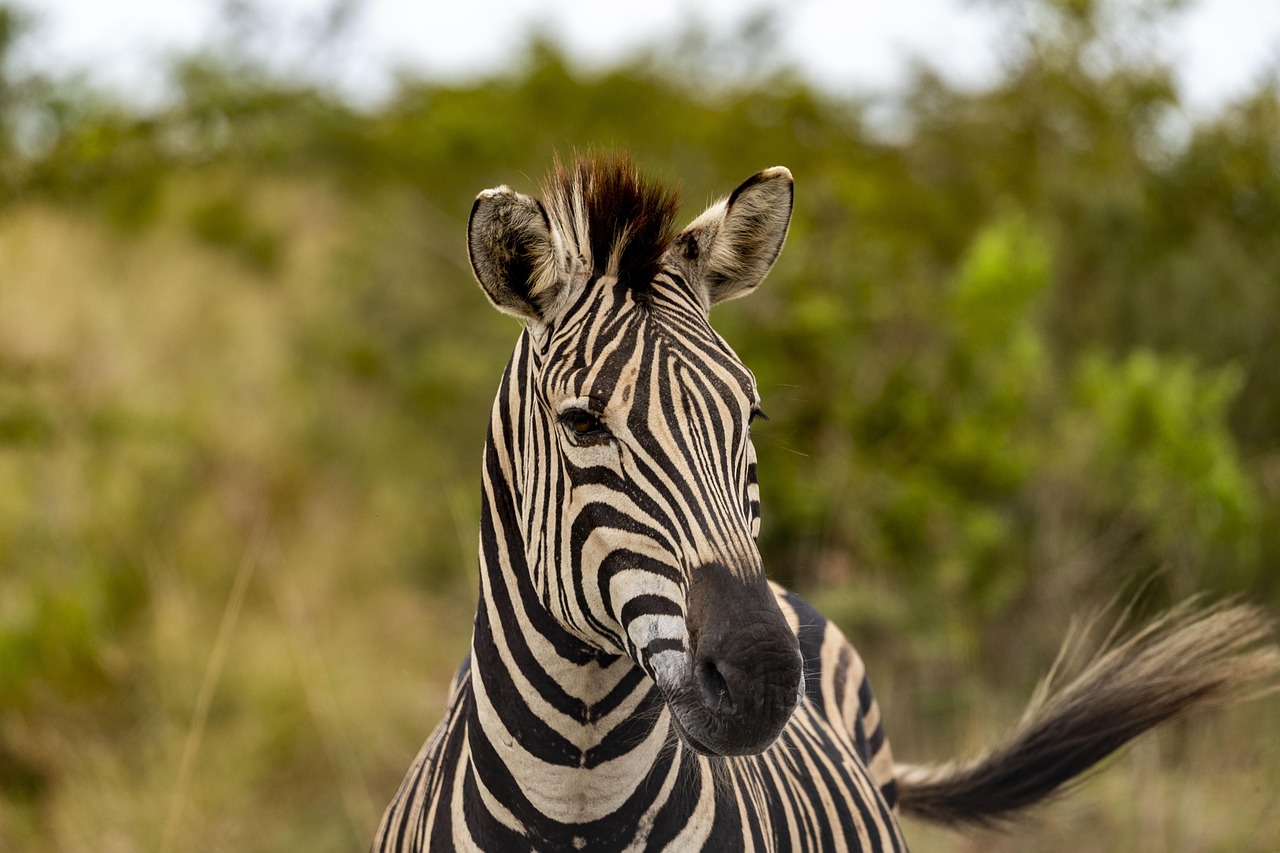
[1,1,1277,849]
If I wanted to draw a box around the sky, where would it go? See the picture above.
[14,0,1280,111]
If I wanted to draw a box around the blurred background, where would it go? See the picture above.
[2,0,1278,849]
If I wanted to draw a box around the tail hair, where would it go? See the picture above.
[895,599,1280,828]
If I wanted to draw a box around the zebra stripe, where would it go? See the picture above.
[375,153,1280,851]
[374,154,904,850]
[375,590,904,851]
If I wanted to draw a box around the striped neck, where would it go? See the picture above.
[466,331,687,834]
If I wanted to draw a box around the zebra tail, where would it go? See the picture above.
[893,599,1280,828]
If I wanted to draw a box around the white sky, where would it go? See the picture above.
[14,0,1280,111]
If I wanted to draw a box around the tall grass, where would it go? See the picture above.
[0,185,481,850]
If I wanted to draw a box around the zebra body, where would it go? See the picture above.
[374,154,1279,852]
[378,584,904,851]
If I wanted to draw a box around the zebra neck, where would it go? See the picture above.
[467,599,679,823]
[469,488,681,827]
[464,343,682,826]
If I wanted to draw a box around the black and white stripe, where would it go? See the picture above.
[374,153,1280,851]
[375,154,904,850]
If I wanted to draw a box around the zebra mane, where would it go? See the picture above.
[541,152,680,290]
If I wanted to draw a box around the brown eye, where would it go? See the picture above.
[562,409,607,438]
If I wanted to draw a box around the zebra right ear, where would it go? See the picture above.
[676,166,793,308]
[468,187,561,323]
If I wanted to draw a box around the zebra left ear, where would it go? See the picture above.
[677,167,793,307]
[467,186,562,323]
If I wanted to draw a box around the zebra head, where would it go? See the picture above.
[467,154,801,757]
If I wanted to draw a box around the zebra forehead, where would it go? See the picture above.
[546,302,756,404]
[542,152,680,288]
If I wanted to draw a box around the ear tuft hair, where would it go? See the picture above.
[467,157,788,322]
[542,152,680,288]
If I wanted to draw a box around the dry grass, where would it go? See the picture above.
[903,701,1280,852]
[0,192,477,851]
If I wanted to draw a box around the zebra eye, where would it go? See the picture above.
[562,409,608,438]
[749,407,769,425]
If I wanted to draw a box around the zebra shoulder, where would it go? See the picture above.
[770,583,897,806]
[371,656,475,852]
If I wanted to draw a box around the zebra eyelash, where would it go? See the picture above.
[749,407,769,425]
[559,407,611,440]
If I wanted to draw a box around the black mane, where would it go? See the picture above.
[542,152,680,289]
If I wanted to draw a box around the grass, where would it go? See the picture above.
[903,701,1280,851]
[0,187,480,850]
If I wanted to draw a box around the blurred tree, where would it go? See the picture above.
[2,1,1279,846]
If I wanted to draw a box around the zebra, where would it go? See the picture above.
[373,152,1280,851]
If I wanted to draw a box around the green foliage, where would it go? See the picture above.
[1,0,1279,848]
[187,194,281,272]
[757,208,1261,655]
[1069,349,1258,579]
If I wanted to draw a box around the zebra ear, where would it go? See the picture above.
[678,167,793,307]
[468,186,562,323]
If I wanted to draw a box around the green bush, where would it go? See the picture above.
[2,0,1278,847]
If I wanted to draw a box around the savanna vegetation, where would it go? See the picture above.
[1,0,1278,849]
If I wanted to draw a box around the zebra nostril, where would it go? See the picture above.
[697,658,737,715]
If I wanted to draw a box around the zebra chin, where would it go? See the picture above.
[663,671,804,757]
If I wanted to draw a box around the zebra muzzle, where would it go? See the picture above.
[670,561,804,756]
